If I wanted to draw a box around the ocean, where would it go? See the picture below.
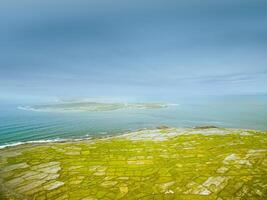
[0,95,266,148]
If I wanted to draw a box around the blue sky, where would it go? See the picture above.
[0,0,267,102]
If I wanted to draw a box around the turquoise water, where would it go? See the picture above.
[1,95,267,147]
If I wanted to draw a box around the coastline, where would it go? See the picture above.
[0,126,265,150]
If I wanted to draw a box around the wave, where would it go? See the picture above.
[17,106,41,112]
[0,137,92,150]
[167,103,180,106]
[17,106,64,113]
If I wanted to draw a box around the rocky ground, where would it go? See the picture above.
[0,127,266,199]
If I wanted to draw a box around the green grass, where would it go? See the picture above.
[0,128,266,199]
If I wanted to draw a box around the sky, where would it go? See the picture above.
[0,0,267,102]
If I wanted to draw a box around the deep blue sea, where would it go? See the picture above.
[1,95,266,148]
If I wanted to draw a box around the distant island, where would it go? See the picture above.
[18,101,168,112]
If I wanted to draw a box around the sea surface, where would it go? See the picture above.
[1,95,267,148]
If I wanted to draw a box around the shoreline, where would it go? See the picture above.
[0,126,265,150]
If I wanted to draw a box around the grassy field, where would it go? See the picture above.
[0,127,266,199]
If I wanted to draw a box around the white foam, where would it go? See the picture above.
[0,137,92,149]
[17,106,41,112]
[168,103,180,106]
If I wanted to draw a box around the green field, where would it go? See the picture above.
[0,127,266,199]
